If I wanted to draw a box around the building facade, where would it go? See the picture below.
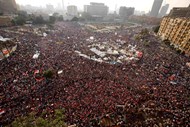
[158,4,169,18]
[168,5,190,17]
[0,16,12,26]
[158,17,190,55]
[128,15,161,25]
[119,7,135,19]
[84,2,108,17]
[46,4,54,12]
[67,5,78,17]
[0,0,17,15]
[150,0,163,17]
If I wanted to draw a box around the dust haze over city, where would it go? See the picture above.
[16,0,189,12]
[0,0,190,127]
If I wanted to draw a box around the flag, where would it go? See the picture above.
[2,49,9,55]
[34,70,40,76]
[137,51,143,58]
[0,109,5,115]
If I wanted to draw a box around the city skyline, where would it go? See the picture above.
[150,0,163,17]
[16,0,190,13]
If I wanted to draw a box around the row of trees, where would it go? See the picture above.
[12,11,64,26]
[12,10,102,26]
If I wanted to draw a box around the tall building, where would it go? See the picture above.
[46,4,54,12]
[84,2,109,17]
[119,6,135,18]
[158,4,169,17]
[150,0,163,17]
[62,0,64,11]
[67,5,78,17]
[0,0,17,15]
[158,17,190,55]
[158,6,190,56]
[168,5,190,17]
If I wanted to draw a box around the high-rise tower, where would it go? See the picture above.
[62,0,64,11]
[150,0,163,17]
[0,0,17,14]
[158,4,169,17]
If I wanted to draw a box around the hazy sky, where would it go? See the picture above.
[16,0,190,12]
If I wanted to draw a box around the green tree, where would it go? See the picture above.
[140,28,149,35]
[71,17,79,21]
[43,70,54,79]
[18,11,28,18]
[153,25,160,33]
[81,12,94,21]
[53,12,59,17]
[12,15,26,25]
[33,15,45,24]
[49,16,56,24]
[11,10,29,26]
[58,15,64,21]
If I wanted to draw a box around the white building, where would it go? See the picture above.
[67,5,78,17]
[84,2,109,17]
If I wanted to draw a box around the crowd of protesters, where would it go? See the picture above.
[0,22,190,127]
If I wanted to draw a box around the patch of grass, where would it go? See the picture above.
[10,109,66,127]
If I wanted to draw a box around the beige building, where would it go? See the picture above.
[168,5,190,17]
[158,17,190,55]
[0,16,12,26]
[84,2,108,17]
[0,0,17,15]
[67,5,78,17]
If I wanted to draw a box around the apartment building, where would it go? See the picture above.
[158,17,190,55]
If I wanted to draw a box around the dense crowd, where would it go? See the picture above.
[0,22,190,127]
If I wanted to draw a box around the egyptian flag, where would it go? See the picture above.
[137,51,143,58]
[34,70,44,82]
[0,109,5,115]
[23,71,28,76]
[168,74,175,81]
[34,70,40,75]
[2,49,9,55]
